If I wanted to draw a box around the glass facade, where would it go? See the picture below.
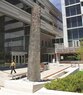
[65,0,80,6]
[67,16,82,28]
[63,0,83,47]
[66,4,81,16]
[68,28,83,46]
[68,28,83,40]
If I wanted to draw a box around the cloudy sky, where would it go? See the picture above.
[49,0,61,11]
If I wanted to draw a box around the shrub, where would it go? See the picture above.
[45,71,83,93]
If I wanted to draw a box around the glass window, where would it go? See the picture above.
[71,17,77,27]
[70,0,75,4]
[76,4,81,14]
[68,30,72,39]
[66,7,70,16]
[76,0,80,3]
[65,0,69,5]
[72,29,78,39]
[66,4,81,17]
[79,28,83,38]
[65,0,80,6]
[67,18,71,28]
[77,16,82,26]
[70,6,76,16]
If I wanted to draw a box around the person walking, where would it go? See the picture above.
[10,60,16,74]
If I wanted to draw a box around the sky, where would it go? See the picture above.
[49,0,61,11]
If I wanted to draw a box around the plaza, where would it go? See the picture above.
[0,63,82,95]
[0,0,83,95]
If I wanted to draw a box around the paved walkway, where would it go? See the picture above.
[0,63,82,95]
[0,64,71,87]
[0,68,27,87]
[41,64,71,79]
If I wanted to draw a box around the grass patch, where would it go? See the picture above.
[45,71,83,93]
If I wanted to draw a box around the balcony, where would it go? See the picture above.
[55,44,79,54]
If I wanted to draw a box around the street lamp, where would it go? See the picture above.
[55,43,60,65]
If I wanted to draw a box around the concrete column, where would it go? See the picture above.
[28,4,41,82]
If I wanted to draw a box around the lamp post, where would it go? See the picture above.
[55,44,60,65]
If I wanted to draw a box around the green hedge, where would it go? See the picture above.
[45,71,83,93]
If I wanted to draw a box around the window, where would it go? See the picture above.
[66,7,70,16]
[66,4,81,16]
[71,17,77,27]
[67,18,71,28]
[67,16,82,28]
[65,0,80,6]
[79,28,83,38]
[70,6,76,15]
[72,29,78,39]
[70,0,75,4]
[65,0,69,5]
[76,0,80,3]
[76,4,81,14]
[77,16,82,26]
[68,30,72,39]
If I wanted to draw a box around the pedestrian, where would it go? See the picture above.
[10,60,16,74]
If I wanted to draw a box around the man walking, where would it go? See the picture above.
[10,60,16,74]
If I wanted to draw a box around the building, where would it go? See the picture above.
[61,0,83,48]
[55,0,83,62]
[0,0,62,65]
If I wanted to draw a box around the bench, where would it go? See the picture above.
[11,72,27,80]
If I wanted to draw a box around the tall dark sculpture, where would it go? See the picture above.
[28,4,41,82]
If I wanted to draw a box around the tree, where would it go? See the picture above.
[76,40,83,60]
